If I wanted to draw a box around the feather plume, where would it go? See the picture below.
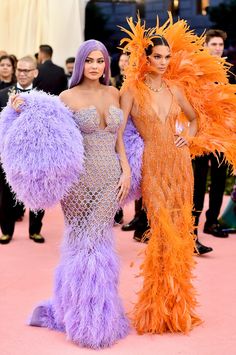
[119,14,236,169]
[29,227,129,349]
[122,117,144,205]
[0,90,84,210]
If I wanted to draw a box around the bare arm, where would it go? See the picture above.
[59,89,71,106]
[119,88,134,128]
[115,89,134,202]
[172,86,198,147]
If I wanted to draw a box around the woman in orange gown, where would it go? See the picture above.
[121,36,202,334]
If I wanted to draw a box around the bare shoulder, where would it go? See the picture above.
[170,84,181,95]
[120,86,134,100]
[169,84,185,100]
[59,89,72,105]
[59,87,82,106]
[106,85,119,99]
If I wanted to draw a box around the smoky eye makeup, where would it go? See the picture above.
[85,57,105,63]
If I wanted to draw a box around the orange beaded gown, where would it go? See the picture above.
[120,14,236,336]
[130,88,201,334]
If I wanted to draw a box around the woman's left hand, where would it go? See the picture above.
[117,173,131,203]
[174,134,189,148]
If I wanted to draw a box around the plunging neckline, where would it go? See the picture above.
[150,90,174,125]
[75,105,122,131]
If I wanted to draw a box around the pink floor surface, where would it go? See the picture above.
[0,196,236,355]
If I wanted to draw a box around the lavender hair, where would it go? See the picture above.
[69,39,110,88]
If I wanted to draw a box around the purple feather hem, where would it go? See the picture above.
[28,227,130,349]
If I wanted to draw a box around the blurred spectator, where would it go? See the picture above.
[0,55,16,90]
[112,53,129,89]
[224,43,236,83]
[9,54,18,68]
[219,180,236,233]
[0,56,45,244]
[192,29,229,255]
[0,50,7,57]
[34,52,38,60]
[65,56,75,87]
[34,44,67,95]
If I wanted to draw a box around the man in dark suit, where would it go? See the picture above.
[192,29,232,255]
[34,44,67,95]
[0,56,45,244]
[65,56,75,88]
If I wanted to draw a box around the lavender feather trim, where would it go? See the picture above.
[29,227,129,349]
[122,117,144,204]
[28,300,64,332]
[0,90,84,210]
[0,104,19,152]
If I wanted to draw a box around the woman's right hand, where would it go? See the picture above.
[10,94,24,112]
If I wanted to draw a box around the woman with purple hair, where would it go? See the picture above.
[9,40,131,348]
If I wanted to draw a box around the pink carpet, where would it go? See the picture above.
[0,196,235,355]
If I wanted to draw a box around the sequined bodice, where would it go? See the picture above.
[74,105,123,134]
[61,104,123,232]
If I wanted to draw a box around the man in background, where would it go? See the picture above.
[34,44,67,95]
[192,29,231,255]
[0,56,45,244]
[65,56,75,87]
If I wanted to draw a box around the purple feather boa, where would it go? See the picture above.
[122,117,144,205]
[29,227,129,349]
[0,90,84,210]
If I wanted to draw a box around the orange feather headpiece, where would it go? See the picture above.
[119,13,236,168]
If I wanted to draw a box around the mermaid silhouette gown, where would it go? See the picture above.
[131,89,201,334]
[29,105,129,349]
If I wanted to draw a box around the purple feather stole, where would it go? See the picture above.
[0,90,84,209]
[0,90,130,348]
[122,117,144,205]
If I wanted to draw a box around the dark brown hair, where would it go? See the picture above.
[39,44,53,57]
[145,36,170,56]
[205,29,227,44]
[0,54,16,69]
[0,55,16,82]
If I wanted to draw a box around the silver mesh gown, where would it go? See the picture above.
[29,105,129,349]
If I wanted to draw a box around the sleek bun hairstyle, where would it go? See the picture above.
[145,36,170,56]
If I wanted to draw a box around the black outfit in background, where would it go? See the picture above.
[0,80,16,91]
[0,85,45,238]
[192,68,235,236]
[192,153,228,229]
[114,74,125,90]
[34,59,67,95]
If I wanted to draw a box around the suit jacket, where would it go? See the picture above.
[0,84,17,112]
[0,84,35,112]
[34,59,67,95]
